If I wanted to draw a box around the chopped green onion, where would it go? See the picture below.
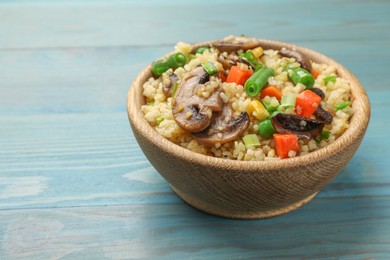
[156,117,164,124]
[324,75,337,85]
[196,47,209,54]
[242,134,260,148]
[202,62,218,75]
[258,119,275,139]
[261,97,280,112]
[280,93,297,108]
[335,101,351,110]
[171,82,179,97]
[315,130,330,143]
[244,67,274,97]
[148,102,155,106]
[290,67,314,89]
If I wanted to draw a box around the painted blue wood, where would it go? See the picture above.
[0,0,389,258]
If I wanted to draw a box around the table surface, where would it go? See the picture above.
[1,0,389,259]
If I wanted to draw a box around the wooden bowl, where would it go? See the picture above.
[127,38,370,219]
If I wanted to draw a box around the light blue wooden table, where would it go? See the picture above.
[0,0,389,259]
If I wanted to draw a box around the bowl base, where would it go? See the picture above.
[171,186,318,219]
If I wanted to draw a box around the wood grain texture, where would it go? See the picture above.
[0,0,389,258]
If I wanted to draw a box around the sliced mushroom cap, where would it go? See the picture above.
[310,87,325,99]
[314,104,333,124]
[279,49,312,72]
[192,104,250,146]
[271,113,325,141]
[172,67,223,133]
[212,36,261,53]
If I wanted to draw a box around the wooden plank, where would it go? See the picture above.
[0,0,389,49]
[0,198,389,259]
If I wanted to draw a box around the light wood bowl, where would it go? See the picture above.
[127,38,370,219]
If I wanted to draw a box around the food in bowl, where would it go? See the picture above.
[141,36,354,160]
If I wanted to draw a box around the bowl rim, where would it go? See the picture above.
[127,38,370,172]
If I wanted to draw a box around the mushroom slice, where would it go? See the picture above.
[279,49,312,72]
[271,113,324,141]
[212,36,261,53]
[314,104,333,124]
[192,104,250,147]
[310,87,325,99]
[173,67,223,133]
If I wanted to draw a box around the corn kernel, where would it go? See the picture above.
[247,100,269,120]
[251,47,264,58]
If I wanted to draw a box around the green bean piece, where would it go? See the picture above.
[268,111,280,119]
[151,60,170,77]
[290,67,314,89]
[335,101,351,110]
[240,50,259,67]
[258,119,275,139]
[202,62,218,75]
[244,67,274,97]
[166,52,188,70]
[254,64,264,71]
[196,47,209,54]
[324,75,337,85]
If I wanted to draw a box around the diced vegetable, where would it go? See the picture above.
[152,52,188,76]
[240,50,260,68]
[311,69,320,79]
[295,90,322,118]
[280,93,297,108]
[335,101,351,110]
[218,70,227,82]
[243,134,260,148]
[284,63,296,71]
[258,119,275,139]
[151,60,170,77]
[273,134,299,159]
[251,47,264,58]
[254,64,264,71]
[156,117,164,124]
[244,67,274,97]
[171,82,179,97]
[247,100,269,120]
[268,111,280,119]
[196,47,209,54]
[260,85,282,100]
[166,52,188,70]
[315,130,330,143]
[261,96,280,112]
[290,67,315,89]
[324,75,337,85]
[226,66,253,86]
[202,62,218,75]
